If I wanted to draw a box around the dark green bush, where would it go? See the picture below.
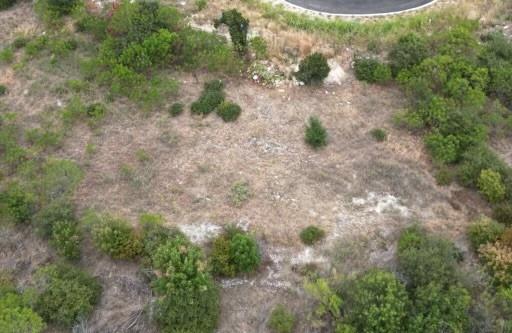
[468,216,505,250]
[50,220,81,260]
[139,213,182,259]
[169,102,184,117]
[305,116,327,149]
[388,33,429,76]
[35,0,79,24]
[210,228,261,277]
[151,236,219,333]
[0,0,16,10]
[300,225,325,245]
[0,183,34,224]
[344,270,409,333]
[354,57,391,84]
[214,9,249,56]
[191,80,225,115]
[88,213,142,259]
[33,264,101,327]
[493,202,512,226]
[268,304,296,333]
[370,128,387,142]
[217,101,242,122]
[295,53,330,85]
[32,198,74,238]
[397,226,459,289]
[85,103,107,125]
[0,85,6,96]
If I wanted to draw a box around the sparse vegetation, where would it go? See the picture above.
[370,128,387,142]
[230,181,250,207]
[268,304,296,333]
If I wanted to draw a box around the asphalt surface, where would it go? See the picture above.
[284,0,436,15]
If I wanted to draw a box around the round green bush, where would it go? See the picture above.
[210,228,261,277]
[300,225,325,245]
[296,52,330,85]
[169,102,184,117]
[370,128,387,142]
[217,101,241,122]
[478,169,506,203]
[354,57,392,84]
[468,216,505,250]
[493,202,512,226]
[89,214,142,259]
[0,0,16,10]
[33,264,101,327]
[1,183,34,224]
[268,304,296,333]
[305,116,327,149]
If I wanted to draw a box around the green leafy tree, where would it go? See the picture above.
[214,9,249,55]
[344,270,409,333]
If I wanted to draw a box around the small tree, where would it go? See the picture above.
[214,9,249,56]
[305,117,328,149]
[478,169,506,203]
[296,53,330,85]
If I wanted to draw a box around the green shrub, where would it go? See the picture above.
[0,85,6,96]
[478,241,512,286]
[39,159,83,203]
[354,57,391,84]
[493,202,512,226]
[33,264,101,327]
[217,101,242,122]
[195,0,207,11]
[169,102,184,117]
[388,33,429,76]
[0,183,34,224]
[214,9,249,56]
[88,213,142,259]
[300,225,325,245]
[191,80,225,115]
[85,103,107,126]
[425,132,460,164]
[397,226,459,289]
[478,169,506,203]
[468,216,505,250]
[210,228,261,277]
[12,36,29,49]
[305,116,327,149]
[370,128,387,142]
[0,47,14,63]
[151,236,219,333]
[0,0,16,10]
[139,213,182,259]
[250,36,268,59]
[0,277,46,333]
[50,220,81,259]
[35,0,79,24]
[268,304,296,333]
[295,53,330,85]
[32,198,74,238]
[407,282,471,333]
[344,270,409,333]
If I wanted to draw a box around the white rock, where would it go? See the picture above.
[324,59,347,86]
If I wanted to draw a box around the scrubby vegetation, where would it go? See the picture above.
[295,53,329,85]
[268,304,296,333]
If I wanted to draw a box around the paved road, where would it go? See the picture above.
[284,0,436,15]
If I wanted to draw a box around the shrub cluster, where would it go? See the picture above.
[191,80,225,115]
[354,57,391,84]
[33,264,101,327]
[295,53,330,85]
[0,274,46,333]
[210,227,261,277]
